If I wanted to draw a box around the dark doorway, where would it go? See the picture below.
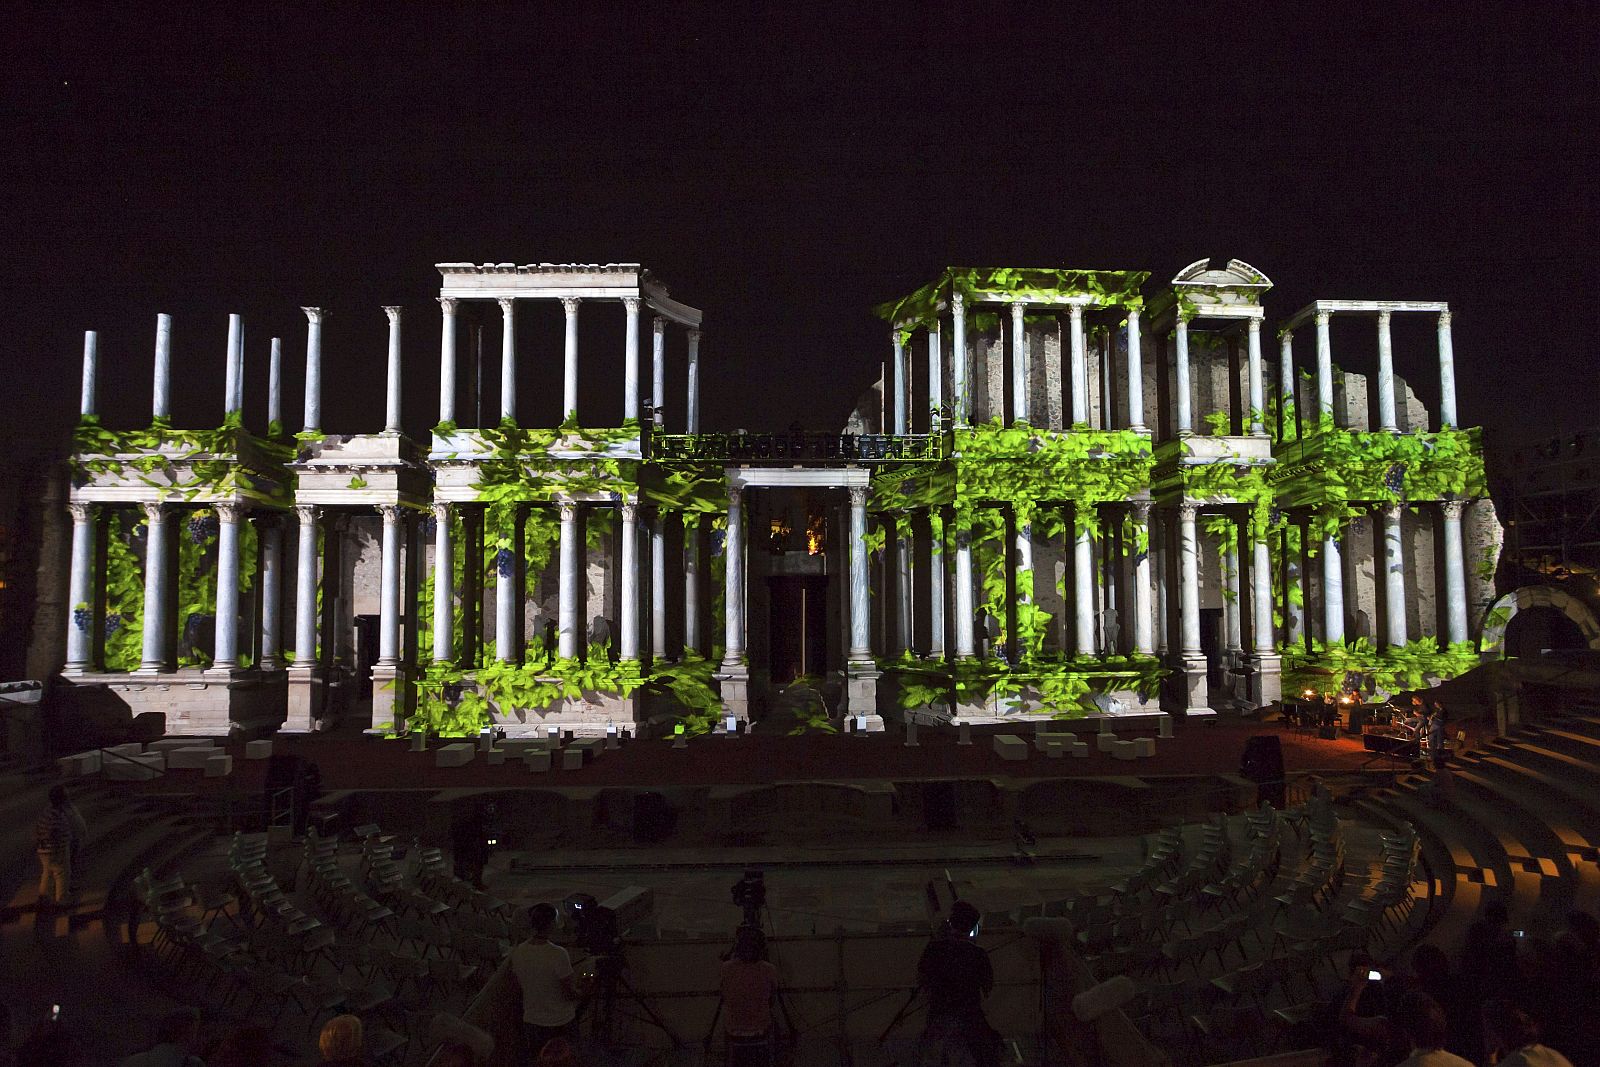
[768,575,828,684]
[354,615,379,700]
[1200,607,1223,687]
[1504,604,1587,658]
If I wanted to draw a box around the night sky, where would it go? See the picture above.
[6,4,1597,455]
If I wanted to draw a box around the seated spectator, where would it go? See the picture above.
[1391,992,1471,1066]
[720,924,780,1067]
[430,1041,478,1067]
[318,1014,368,1066]
[538,1037,577,1067]
[1483,999,1574,1066]
[118,1008,204,1067]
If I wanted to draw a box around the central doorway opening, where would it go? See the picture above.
[768,574,828,684]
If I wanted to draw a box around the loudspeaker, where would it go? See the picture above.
[923,781,959,830]
[632,792,675,843]
[1318,725,1340,740]
[1240,734,1286,809]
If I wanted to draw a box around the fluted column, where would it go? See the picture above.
[620,502,639,661]
[498,297,517,423]
[622,296,641,423]
[1131,502,1154,655]
[1246,317,1266,436]
[1321,510,1345,643]
[951,292,969,426]
[953,520,975,659]
[686,327,702,433]
[683,517,701,654]
[558,501,580,660]
[294,505,319,666]
[1174,317,1193,433]
[1011,301,1030,425]
[651,510,668,660]
[1126,309,1146,432]
[494,511,518,663]
[1223,529,1242,654]
[64,502,95,673]
[724,486,747,670]
[1437,310,1457,428]
[927,323,942,432]
[1251,532,1273,655]
[561,297,580,424]
[153,315,172,421]
[894,518,914,655]
[1074,512,1096,656]
[224,314,243,418]
[927,512,945,659]
[1278,330,1296,440]
[1315,310,1334,422]
[891,332,908,434]
[1380,503,1407,647]
[847,486,870,663]
[1442,499,1469,645]
[212,503,243,670]
[1375,310,1398,431]
[137,503,172,672]
[383,307,403,433]
[302,308,325,433]
[377,505,402,666]
[268,337,283,432]
[259,517,283,669]
[652,316,666,429]
[1068,304,1088,425]
[1154,517,1169,655]
[431,503,453,663]
[438,297,457,427]
[1178,504,1202,658]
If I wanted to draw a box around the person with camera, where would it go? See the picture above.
[916,901,998,1067]
[511,903,581,1060]
[719,924,780,1067]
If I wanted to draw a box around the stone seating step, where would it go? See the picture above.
[1385,780,1540,924]
[1474,754,1600,852]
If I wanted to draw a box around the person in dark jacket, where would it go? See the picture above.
[35,785,73,907]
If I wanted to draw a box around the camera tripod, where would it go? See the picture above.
[579,950,680,1047]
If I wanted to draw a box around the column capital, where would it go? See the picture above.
[437,296,458,313]
[1130,500,1152,522]
[1247,316,1261,333]
[1013,300,1029,318]
[621,294,642,313]
[1441,497,1466,519]
[496,296,516,314]
[1175,316,1189,333]
[950,291,965,312]
[1379,501,1404,521]
[728,484,745,507]
[295,503,318,526]
[621,501,638,522]
[652,315,667,335]
[559,500,579,522]
[1177,502,1198,521]
[1280,329,1294,344]
[561,296,581,315]
[431,501,451,523]
[1376,309,1392,327]
[1438,309,1452,328]
[1066,302,1083,321]
[301,306,327,325]
[847,485,868,509]
[67,501,95,524]
[376,503,403,524]
[1314,310,1331,327]
[1125,306,1140,324]
[137,501,169,524]
[215,502,245,524]
[383,305,403,325]
[687,326,702,344]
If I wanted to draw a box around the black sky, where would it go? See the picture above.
[5,3,1597,452]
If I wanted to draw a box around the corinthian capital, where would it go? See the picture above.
[437,296,458,314]
[1438,309,1452,329]
[561,296,581,315]
[67,501,95,524]
[847,486,868,509]
[951,291,965,314]
[214,502,246,524]
[1177,502,1199,522]
[1314,310,1331,327]
[1441,498,1466,520]
[496,296,516,316]
[559,500,578,523]
[295,504,318,526]
[383,306,403,325]
[621,295,642,315]
[141,501,169,524]
[687,326,702,345]
[652,315,667,336]
[301,306,327,325]
[377,504,403,524]
[431,501,451,524]
[621,501,638,523]
[1130,500,1152,522]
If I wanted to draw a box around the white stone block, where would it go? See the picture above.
[1158,715,1174,739]
[150,738,215,753]
[957,721,972,746]
[167,747,218,770]
[435,743,474,768]
[410,732,427,752]
[245,739,273,760]
[993,734,1028,761]
[1135,737,1156,758]
[486,748,507,766]
[725,715,739,735]
[1112,739,1138,761]
[104,742,145,757]
[904,721,919,747]
[1044,741,1065,759]
[57,751,100,776]
[561,748,584,770]
[605,725,620,750]
[1096,733,1117,753]
[524,750,552,772]
[1071,740,1090,757]
[103,753,164,780]
[479,733,495,752]
[671,734,688,749]
[204,753,233,777]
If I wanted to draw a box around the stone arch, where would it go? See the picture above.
[1478,585,1600,657]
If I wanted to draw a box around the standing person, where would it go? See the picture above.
[34,785,73,908]
[510,903,579,1059]
[1428,703,1450,769]
[720,924,780,1067]
[1482,999,1575,1067]
[916,901,997,1067]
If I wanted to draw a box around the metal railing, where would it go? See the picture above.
[651,431,946,464]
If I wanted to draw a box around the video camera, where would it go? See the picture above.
[564,893,623,961]
[730,868,766,926]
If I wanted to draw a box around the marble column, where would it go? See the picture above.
[1315,310,1334,422]
[1174,317,1193,433]
[1322,510,1345,643]
[558,501,580,660]
[1285,526,1306,647]
[561,297,580,424]
[1178,504,1202,658]
[723,486,747,670]
[1011,301,1030,425]
[951,292,969,426]
[1126,309,1146,432]
[293,505,319,665]
[259,517,283,669]
[1068,304,1088,425]
[153,315,172,421]
[927,512,945,659]
[302,308,325,433]
[437,297,457,427]
[620,502,639,661]
[622,296,641,423]
[79,331,98,417]
[1247,317,1266,436]
[1250,529,1280,703]
[212,503,243,671]
[494,510,518,663]
[1375,310,1398,431]
[1380,502,1407,647]
[224,314,243,418]
[847,487,871,663]
[651,511,668,660]
[895,517,914,655]
[137,502,172,672]
[1437,310,1457,428]
[1154,516,1169,656]
[953,520,975,659]
[1074,510,1097,656]
[1223,531,1243,654]
[652,316,666,429]
[683,517,701,654]
[1442,499,1469,645]
[268,337,283,432]
[927,323,942,431]
[498,297,517,423]
[377,505,402,666]
[64,502,96,673]
[1131,502,1154,655]
[1278,331,1296,440]
[892,332,908,434]
[432,502,453,663]
[687,327,702,433]
[383,307,403,433]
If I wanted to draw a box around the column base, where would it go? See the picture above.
[714,664,751,723]
[370,664,410,733]
[202,665,249,682]
[1167,656,1214,717]
[845,658,883,728]
[1247,653,1283,706]
[285,665,321,733]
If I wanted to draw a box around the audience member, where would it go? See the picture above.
[1390,992,1471,1066]
[206,1024,271,1067]
[34,785,74,908]
[720,924,780,1067]
[510,903,579,1057]
[536,1037,577,1067]
[16,1019,77,1066]
[118,1008,204,1067]
[317,1014,368,1066]
[916,901,997,1067]
[1482,999,1574,1067]
[1336,963,1409,1065]
[429,1041,478,1067]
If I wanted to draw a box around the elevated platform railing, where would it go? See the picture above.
[650,431,946,464]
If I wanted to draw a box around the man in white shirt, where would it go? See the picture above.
[1482,999,1575,1067]
[511,903,579,1057]
[1393,992,1472,1067]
